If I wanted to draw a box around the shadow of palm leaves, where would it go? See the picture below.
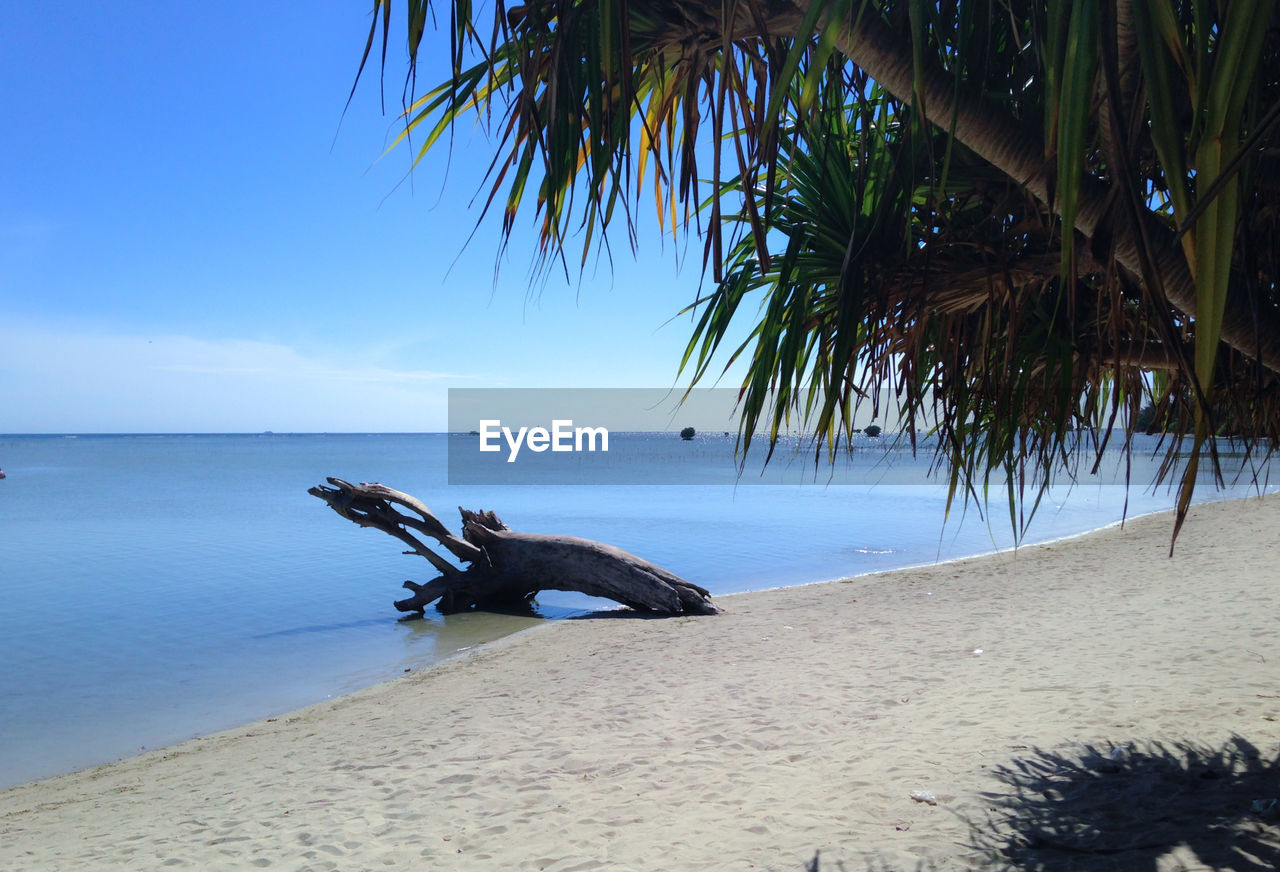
[967,737,1280,871]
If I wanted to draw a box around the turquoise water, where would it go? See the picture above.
[0,432,1273,788]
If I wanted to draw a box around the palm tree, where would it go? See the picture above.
[352,0,1280,539]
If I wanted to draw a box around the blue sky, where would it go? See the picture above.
[1,2,727,432]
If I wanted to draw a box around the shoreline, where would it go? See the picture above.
[1,485,1235,793]
[7,432,1240,797]
[4,493,1279,869]
[720,484,1264,597]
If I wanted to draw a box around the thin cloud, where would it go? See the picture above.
[0,322,479,432]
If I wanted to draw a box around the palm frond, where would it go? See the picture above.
[352,0,1280,541]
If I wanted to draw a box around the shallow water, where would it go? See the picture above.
[0,432,1272,788]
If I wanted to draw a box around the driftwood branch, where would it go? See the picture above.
[308,478,721,617]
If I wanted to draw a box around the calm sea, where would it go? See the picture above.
[0,432,1273,788]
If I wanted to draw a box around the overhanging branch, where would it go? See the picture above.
[793,0,1280,375]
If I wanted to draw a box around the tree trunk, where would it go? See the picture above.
[794,0,1280,375]
[308,478,721,616]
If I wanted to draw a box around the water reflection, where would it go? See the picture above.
[393,608,543,662]
[252,617,391,639]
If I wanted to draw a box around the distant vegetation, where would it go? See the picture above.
[680,427,696,441]
[863,424,882,438]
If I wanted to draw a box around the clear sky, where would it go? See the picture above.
[1,2,730,433]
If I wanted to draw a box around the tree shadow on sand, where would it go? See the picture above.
[967,737,1280,871]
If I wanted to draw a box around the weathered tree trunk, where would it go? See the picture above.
[792,0,1280,375]
[308,477,721,616]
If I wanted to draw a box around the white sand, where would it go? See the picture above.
[3,496,1279,871]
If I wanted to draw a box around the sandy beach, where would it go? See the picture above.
[3,495,1279,871]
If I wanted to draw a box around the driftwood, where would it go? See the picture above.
[308,477,721,616]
